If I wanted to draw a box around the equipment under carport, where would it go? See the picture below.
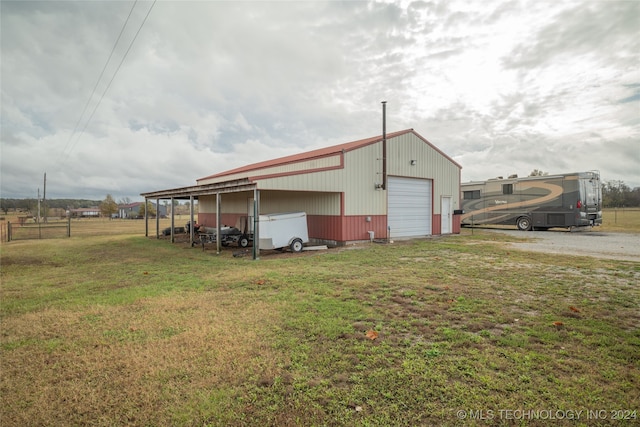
[196,226,251,251]
[162,226,185,236]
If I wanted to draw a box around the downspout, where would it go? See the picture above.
[381,101,387,190]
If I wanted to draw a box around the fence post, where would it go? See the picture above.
[7,221,11,242]
[67,216,71,237]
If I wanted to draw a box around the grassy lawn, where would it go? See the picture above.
[1,214,639,426]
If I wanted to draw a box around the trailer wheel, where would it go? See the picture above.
[516,216,532,231]
[238,235,250,248]
[290,238,304,253]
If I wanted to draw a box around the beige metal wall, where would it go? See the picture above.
[257,143,386,215]
[386,133,460,213]
[341,143,387,215]
[253,155,346,192]
[198,132,460,218]
[260,191,340,215]
[199,191,340,216]
[198,193,251,216]
[258,134,459,215]
[198,155,341,185]
[199,196,216,213]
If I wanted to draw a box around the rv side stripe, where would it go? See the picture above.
[461,181,564,221]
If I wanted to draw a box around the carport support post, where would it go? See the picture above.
[252,189,260,260]
[170,197,175,243]
[216,192,221,254]
[156,198,161,239]
[189,196,195,245]
[144,198,148,237]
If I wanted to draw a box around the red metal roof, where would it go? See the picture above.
[198,129,416,182]
[119,202,142,208]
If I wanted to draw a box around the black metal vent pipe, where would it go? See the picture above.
[381,101,387,190]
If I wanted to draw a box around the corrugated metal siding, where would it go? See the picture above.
[307,214,387,242]
[307,215,342,241]
[259,134,459,216]
[432,214,442,235]
[199,193,253,217]
[340,215,387,241]
[263,142,386,215]
[197,213,245,228]
[260,191,340,215]
[200,191,340,218]
[387,133,460,214]
[198,155,341,185]
[199,196,216,213]
[342,143,387,215]
[256,167,344,192]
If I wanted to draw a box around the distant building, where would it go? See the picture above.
[118,202,166,219]
[69,207,101,218]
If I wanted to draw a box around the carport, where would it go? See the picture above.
[140,178,264,259]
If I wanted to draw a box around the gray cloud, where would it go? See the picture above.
[1,0,638,201]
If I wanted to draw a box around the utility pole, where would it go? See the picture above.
[37,188,41,224]
[43,172,47,223]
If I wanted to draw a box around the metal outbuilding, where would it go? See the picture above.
[141,128,462,252]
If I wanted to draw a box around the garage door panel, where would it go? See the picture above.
[388,177,431,237]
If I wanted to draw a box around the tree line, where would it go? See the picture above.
[0,198,102,214]
[602,180,640,208]
[3,179,639,216]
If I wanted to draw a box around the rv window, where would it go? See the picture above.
[463,190,480,200]
[502,184,513,195]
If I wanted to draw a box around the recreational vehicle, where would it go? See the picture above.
[460,171,602,231]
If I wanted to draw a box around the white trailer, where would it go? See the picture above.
[258,212,309,252]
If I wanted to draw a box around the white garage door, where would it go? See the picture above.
[388,177,432,238]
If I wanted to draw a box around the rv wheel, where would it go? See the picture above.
[516,216,532,231]
[290,238,304,253]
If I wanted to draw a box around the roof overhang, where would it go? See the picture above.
[141,178,256,200]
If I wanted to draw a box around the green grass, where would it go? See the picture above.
[1,227,639,426]
[601,208,640,232]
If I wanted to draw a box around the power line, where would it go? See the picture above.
[57,0,139,165]
[59,0,157,166]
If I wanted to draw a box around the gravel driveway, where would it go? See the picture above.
[484,228,640,262]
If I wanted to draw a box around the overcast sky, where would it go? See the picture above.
[2,0,639,201]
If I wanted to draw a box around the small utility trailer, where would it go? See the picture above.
[258,212,309,252]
